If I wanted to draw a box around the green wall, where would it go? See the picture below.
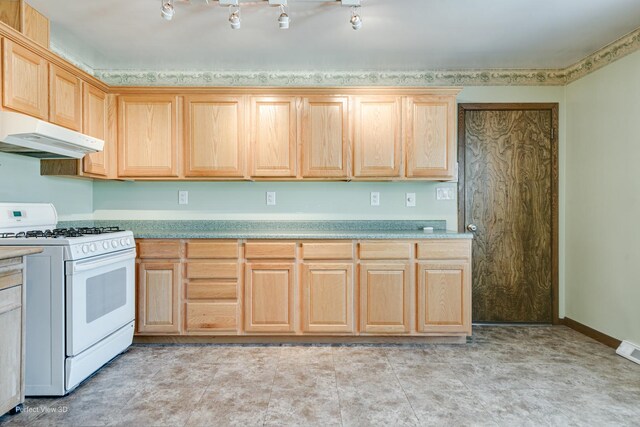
[565,49,640,344]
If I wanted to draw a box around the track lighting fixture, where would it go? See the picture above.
[228,5,241,29]
[160,0,175,21]
[278,5,289,30]
[350,6,362,30]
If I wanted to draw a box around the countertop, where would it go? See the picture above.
[59,220,473,240]
[0,247,43,260]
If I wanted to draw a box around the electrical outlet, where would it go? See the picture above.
[178,190,188,205]
[406,193,416,207]
[370,192,380,206]
[266,191,276,206]
[436,187,455,201]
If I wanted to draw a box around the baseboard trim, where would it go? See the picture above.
[561,317,622,349]
[133,335,467,345]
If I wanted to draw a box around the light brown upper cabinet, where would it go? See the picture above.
[405,96,456,179]
[82,83,111,177]
[48,64,81,131]
[300,96,349,178]
[250,96,297,177]
[184,95,245,178]
[2,38,48,120]
[353,96,402,177]
[118,95,179,177]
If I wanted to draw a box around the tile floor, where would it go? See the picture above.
[1,326,639,426]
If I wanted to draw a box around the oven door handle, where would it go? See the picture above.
[68,248,136,273]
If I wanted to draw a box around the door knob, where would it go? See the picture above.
[467,224,477,232]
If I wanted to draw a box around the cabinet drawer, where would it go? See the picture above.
[0,285,21,314]
[359,242,411,259]
[186,263,238,279]
[186,241,238,259]
[301,242,353,260]
[245,242,296,259]
[186,282,237,300]
[185,302,238,332]
[0,269,22,291]
[137,241,181,259]
[417,240,471,260]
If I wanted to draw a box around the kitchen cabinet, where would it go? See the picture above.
[244,262,295,333]
[250,96,297,177]
[184,95,246,178]
[300,96,349,178]
[2,38,48,120]
[0,1,49,48]
[405,96,456,179]
[301,263,354,333]
[137,262,181,334]
[353,96,402,177]
[359,262,411,334]
[82,83,114,177]
[49,64,81,131]
[118,95,180,177]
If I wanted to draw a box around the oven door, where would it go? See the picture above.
[65,248,136,357]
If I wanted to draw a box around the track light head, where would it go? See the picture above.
[229,6,241,29]
[160,0,174,21]
[278,5,289,29]
[350,7,361,30]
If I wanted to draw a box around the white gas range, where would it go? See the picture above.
[0,202,135,396]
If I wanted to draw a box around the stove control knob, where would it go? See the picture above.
[126,238,132,246]
[111,240,119,248]
[103,241,109,250]
[82,245,89,254]
[89,244,97,252]
[120,238,126,246]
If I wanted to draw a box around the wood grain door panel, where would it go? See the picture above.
[49,64,81,131]
[137,262,180,334]
[82,83,108,176]
[2,38,48,120]
[302,263,354,333]
[359,262,410,333]
[244,263,295,332]
[250,96,296,177]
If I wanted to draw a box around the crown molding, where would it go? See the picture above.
[51,27,640,87]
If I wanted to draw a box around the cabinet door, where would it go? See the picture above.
[82,83,110,176]
[245,263,295,332]
[417,261,471,334]
[2,39,48,120]
[405,96,456,179]
[250,96,296,177]
[137,262,180,334]
[302,263,353,333]
[118,95,179,177]
[0,286,22,414]
[301,96,348,178]
[359,262,410,334]
[184,95,245,177]
[353,96,402,177]
[49,64,81,131]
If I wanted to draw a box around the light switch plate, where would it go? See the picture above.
[405,193,416,207]
[436,187,455,201]
[178,190,188,205]
[266,191,276,206]
[370,192,380,206]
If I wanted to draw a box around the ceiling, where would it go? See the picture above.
[26,0,640,72]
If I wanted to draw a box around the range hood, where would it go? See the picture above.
[0,111,104,159]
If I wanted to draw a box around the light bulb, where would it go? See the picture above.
[160,0,174,21]
[229,6,240,29]
[278,12,289,29]
[350,7,361,30]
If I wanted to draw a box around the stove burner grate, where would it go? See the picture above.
[0,226,123,239]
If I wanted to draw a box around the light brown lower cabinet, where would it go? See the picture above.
[301,263,354,334]
[244,262,295,333]
[137,262,181,334]
[359,262,411,334]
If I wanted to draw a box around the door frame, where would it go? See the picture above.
[457,103,559,324]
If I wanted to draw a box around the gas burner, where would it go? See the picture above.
[76,226,122,235]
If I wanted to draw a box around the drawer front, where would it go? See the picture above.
[186,262,238,280]
[0,257,22,268]
[359,242,411,260]
[0,285,21,314]
[186,282,238,300]
[245,242,296,259]
[185,302,238,332]
[137,240,182,259]
[417,240,471,260]
[0,269,22,291]
[186,241,239,259]
[301,242,353,260]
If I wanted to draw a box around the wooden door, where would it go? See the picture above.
[359,262,410,333]
[459,104,558,323]
[417,261,471,334]
[82,83,109,176]
[301,263,354,333]
[184,95,245,177]
[137,262,180,334]
[244,263,295,332]
[0,286,22,414]
[118,95,179,177]
[405,96,456,179]
[49,64,81,131]
[300,96,349,178]
[250,96,296,177]
[353,96,401,177]
[2,38,48,120]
